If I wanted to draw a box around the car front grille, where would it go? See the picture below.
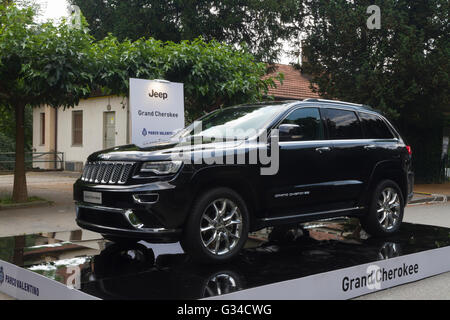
[81,162,135,184]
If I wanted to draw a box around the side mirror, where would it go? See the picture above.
[278,124,301,141]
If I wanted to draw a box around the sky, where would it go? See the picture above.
[35,0,70,22]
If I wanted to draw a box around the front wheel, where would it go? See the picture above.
[181,187,249,264]
[361,179,404,237]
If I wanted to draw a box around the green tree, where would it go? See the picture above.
[70,0,304,62]
[302,0,449,182]
[0,3,279,201]
[0,4,96,201]
[93,36,278,121]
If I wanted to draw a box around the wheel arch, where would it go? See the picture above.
[363,160,408,207]
[189,166,261,230]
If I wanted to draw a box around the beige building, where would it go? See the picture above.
[33,95,130,171]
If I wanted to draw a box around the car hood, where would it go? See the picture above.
[87,139,245,162]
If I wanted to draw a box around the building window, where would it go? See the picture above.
[40,113,45,145]
[72,111,83,146]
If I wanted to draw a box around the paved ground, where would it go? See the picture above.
[415,183,450,197]
[0,172,449,299]
[0,172,79,236]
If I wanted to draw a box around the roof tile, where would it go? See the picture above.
[263,64,320,100]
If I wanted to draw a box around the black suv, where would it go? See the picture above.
[74,99,414,263]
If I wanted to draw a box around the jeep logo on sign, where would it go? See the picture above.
[149,89,168,100]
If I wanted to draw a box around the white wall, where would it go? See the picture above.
[56,96,129,164]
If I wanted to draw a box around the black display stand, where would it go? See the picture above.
[0,221,449,300]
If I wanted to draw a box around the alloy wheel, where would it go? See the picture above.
[376,187,401,231]
[199,198,243,256]
[203,273,239,297]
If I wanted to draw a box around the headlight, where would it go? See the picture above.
[140,161,183,175]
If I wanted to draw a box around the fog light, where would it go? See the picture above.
[133,193,159,204]
[124,210,144,229]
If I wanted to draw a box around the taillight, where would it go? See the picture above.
[406,145,412,155]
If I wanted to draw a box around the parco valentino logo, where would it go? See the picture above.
[0,266,4,285]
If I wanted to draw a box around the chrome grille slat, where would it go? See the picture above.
[81,162,134,185]
[95,163,107,183]
[102,164,114,183]
[89,165,99,182]
[119,164,133,184]
[81,164,90,180]
[85,164,93,181]
[109,163,123,184]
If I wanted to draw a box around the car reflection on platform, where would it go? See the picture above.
[2,220,448,300]
[79,222,449,300]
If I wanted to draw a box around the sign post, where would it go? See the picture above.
[129,78,185,147]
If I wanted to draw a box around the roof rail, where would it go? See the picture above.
[303,98,363,107]
[303,98,372,109]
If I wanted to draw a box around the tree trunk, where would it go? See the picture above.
[12,102,28,203]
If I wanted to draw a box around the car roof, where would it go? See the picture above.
[267,98,377,113]
[231,99,378,114]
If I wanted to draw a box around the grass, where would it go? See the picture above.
[0,195,46,205]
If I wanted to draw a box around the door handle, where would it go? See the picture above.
[315,147,331,153]
[364,145,377,150]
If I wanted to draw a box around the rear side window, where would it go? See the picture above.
[322,108,363,140]
[359,112,394,139]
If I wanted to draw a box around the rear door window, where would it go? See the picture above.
[321,108,363,140]
[359,112,394,139]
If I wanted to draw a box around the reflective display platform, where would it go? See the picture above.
[1,219,449,300]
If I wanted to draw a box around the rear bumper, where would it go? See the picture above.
[75,203,181,243]
[407,171,414,203]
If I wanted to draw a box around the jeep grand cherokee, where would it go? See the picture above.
[74,99,414,263]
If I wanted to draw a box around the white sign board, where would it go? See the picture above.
[130,78,185,147]
[206,246,450,300]
[0,260,99,300]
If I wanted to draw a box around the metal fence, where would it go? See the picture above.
[0,152,64,171]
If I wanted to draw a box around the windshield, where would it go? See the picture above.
[173,103,287,141]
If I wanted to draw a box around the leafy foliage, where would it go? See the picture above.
[302,0,450,182]
[0,3,280,200]
[93,36,278,121]
[0,3,278,125]
[70,0,305,62]
[0,4,96,109]
[0,105,32,152]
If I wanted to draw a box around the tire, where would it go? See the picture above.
[181,187,249,264]
[361,179,404,237]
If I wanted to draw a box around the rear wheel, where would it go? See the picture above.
[361,180,404,237]
[181,187,249,264]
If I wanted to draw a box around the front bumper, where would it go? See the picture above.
[73,176,193,242]
[76,202,182,242]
